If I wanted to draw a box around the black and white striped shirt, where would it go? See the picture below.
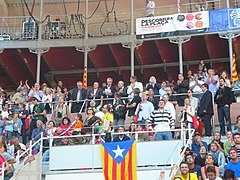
[149,109,175,131]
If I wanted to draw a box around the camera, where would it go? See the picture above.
[57,112,62,118]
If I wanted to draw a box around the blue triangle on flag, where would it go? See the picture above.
[101,139,135,164]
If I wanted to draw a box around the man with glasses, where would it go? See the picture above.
[225,147,240,179]
[197,83,213,137]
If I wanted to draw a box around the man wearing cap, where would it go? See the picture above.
[191,131,208,156]
[198,83,214,137]
[225,148,240,179]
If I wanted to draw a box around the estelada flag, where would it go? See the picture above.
[232,53,239,82]
[100,139,137,180]
[82,66,87,88]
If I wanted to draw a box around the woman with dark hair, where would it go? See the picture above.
[47,120,57,137]
[205,166,222,180]
[59,117,72,136]
[223,169,236,180]
[128,122,137,139]
[83,107,102,134]
[201,154,220,180]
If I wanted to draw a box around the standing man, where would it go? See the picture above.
[103,77,116,105]
[71,81,87,113]
[146,0,155,17]
[149,99,175,140]
[215,78,234,135]
[205,69,219,93]
[146,76,160,96]
[197,84,213,137]
[135,92,154,127]
[88,82,103,107]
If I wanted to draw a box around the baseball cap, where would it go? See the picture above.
[193,131,202,137]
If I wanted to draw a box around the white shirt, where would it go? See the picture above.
[164,101,176,120]
[189,80,204,93]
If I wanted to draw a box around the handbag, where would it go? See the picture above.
[192,116,200,130]
[134,112,139,123]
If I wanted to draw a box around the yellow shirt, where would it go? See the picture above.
[174,173,198,180]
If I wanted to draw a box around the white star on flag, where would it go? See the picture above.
[112,145,125,159]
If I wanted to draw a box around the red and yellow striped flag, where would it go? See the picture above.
[232,53,239,82]
[100,139,137,180]
[82,66,87,88]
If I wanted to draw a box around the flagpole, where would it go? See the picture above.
[228,34,233,80]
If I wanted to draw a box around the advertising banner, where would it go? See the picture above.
[136,11,209,39]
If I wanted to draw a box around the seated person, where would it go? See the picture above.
[172,162,198,180]
[191,131,208,156]
[113,126,130,142]
[205,166,222,180]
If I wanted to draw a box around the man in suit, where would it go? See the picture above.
[116,80,128,103]
[71,81,87,113]
[146,76,161,96]
[88,82,103,107]
[197,83,214,137]
[102,77,116,105]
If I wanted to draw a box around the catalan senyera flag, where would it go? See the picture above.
[82,66,87,88]
[232,53,239,82]
[100,139,137,180]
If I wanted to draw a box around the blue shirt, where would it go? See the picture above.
[0,120,4,135]
[32,128,46,142]
[13,118,23,131]
[4,119,13,132]
[113,135,130,142]
[225,160,240,178]
[191,141,208,155]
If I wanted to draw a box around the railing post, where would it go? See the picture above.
[1,162,4,180]
[40,132,43,152]
[92,126,95,145]
[29,140,33,155]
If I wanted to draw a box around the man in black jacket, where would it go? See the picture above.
[173,73,189,106]
[71,81,87,113]
[215,78,234,135]
[197,83,213,136]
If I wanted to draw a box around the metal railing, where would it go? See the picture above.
[0,0,239,40]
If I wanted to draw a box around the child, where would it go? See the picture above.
[4,113,13,145]
[12,112,23,140]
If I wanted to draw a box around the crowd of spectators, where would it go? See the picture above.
[0,60,240,178]
[160,131,240,180]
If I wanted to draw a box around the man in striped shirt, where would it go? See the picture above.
[149,99,175,140]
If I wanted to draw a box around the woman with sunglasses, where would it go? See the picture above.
[83,107,102,134]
